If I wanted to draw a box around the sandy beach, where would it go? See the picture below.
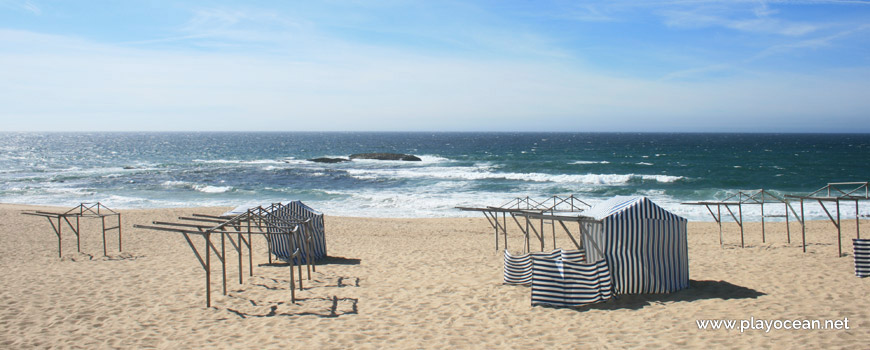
[0,203,867,349]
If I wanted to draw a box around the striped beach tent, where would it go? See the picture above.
[504,248,586,285]
[530,256,614,307]
[855,239,870,277]
[580,196,689,294]
[262,209,307,262]
[267,201,327,263]
[222,201,327,263]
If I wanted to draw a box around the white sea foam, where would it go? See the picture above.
[348,154,450,165]
[417,155,451,163]
[194,185,232,193]
[345,167,684,184]
[636,162,654,166]
[570,160,610,165]
[161,180,190,188]
[282,159,312,165]
[161,181,232,193]
[307,189,822,221]
[5,183,865,222]
[192,159,284,165]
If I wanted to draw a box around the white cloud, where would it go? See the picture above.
[0,0,41,14]
[754,23,870,58]
[659,6,821,37]
[2,27,868,132]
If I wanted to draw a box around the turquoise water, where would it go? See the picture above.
[1,132,867,220]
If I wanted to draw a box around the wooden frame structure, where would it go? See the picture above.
[509,212,600,254]
[134,203,316,307]
[457,195,591,252]
[683,189,801,248]
[22,202,122,257]
[516,196,691,295]
[786,182,869,257]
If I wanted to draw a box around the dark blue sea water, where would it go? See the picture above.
[1,132,867,220]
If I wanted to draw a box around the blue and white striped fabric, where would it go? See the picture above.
[504,250,534,285]
[288,201,327,260]
[263,201,326,264]
[581,196,689,294]
[560,249,587,262]
[531,257,614,307]
[854,239,870,277]
[261,206,303,263]
[504,248,586,285]
[265,218,301,262]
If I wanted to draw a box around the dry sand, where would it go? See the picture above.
[0,203,867,349]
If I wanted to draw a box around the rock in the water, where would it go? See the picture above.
[308,157,350,163]
[349,153,422,161]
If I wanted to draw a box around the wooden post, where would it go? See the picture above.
[837,200,842,257]
[118,215,123,252]
[305,224,316,281]
[221,231,227,295]
[57,217,62,258]
[298,246,304,289]
[785,203,791,244]
[739,203,744,248]
[206,233,212,308]
[76,216,81,253]
[801,199,806,253]
[101,216,107,256]
[267,217,273,264]
[247,220,253,277]
[525,216,530,253]
[718,205,723,248]
[289,243,296,303]
[238,231,244,284]
[857,200,861,240]
[494,212,499,251]
[503,212,508,251]
[551,217,557,249]
[761,198,766,243]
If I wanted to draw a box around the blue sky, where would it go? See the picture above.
[1,0,869,132]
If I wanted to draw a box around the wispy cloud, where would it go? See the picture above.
[554,4,616,22]
[0,0,41,14]
[661,22,870,81]
[659,63,735,81]
[659,2,821,36]
[754,23,870,58]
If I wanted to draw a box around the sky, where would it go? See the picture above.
[1,0,869,132]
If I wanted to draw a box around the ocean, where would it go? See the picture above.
[1,132,867,221]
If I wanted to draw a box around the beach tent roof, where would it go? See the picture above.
[222,204,258,217]
[221,200,323,217]
[584,196,685,221]
[584,196,643,221]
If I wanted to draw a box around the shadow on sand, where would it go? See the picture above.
[557,279,765,312]
[224,296,359,319]
[317,256,362,265]
[257,255,361,268]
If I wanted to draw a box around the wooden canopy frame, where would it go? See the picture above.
[510,211,603,256]
[134,203,317,307]
[457,195,591,252]
[22,202,122,257]
[683,189,802,248]
[786,182,869,257]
